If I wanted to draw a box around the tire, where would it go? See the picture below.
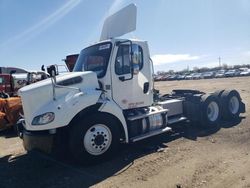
[221,90,241,120]
[212,89,225,98]
[69,113,120,165]
[200,94,221,128]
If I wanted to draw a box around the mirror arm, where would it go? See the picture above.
[51,77,56,101]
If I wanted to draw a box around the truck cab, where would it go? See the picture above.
[73,39,153,110]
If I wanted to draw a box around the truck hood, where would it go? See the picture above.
[19,71,100,129]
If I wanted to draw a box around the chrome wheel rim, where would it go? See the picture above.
[229,96,239,114]
[83,124,112,156]
[207,101,219,122]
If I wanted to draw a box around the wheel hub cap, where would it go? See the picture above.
[207,101,219,122]
[94,135,105,146]
[229,96,239,114]
[84,124,112,156]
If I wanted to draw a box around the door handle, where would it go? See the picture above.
[143,82,149,93]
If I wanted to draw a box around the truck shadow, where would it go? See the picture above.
[0,128,18,138]
[171,116,245,141]
[0,117,244,188]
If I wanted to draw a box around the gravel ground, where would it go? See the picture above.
[0,76,249,188]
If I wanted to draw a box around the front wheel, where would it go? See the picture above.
[83,124,112,156]
[69,113,119,164]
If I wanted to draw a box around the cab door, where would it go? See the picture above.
[111,42,153,109]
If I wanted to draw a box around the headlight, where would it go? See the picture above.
[32,112,55,125]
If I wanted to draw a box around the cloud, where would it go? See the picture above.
[243,51,250,56]
[151,54,200,66]
[0,0,82,48]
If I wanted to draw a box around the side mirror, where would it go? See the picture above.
[47,65,57,77]
[41,65,45,71]
[133,64,139,75]
[132,52,139,75]
[26,72,34,85]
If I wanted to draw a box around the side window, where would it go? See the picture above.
[132,45,143,70]
[115,44,143,75]
[115,45,131,75]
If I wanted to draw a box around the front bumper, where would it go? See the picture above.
[16,120,54,153]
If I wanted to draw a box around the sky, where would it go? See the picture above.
[0,0,250,72]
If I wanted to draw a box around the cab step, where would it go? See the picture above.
[130,126,172,142]
[168,116,187,125]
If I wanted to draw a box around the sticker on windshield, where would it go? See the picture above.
[99,44,110,50]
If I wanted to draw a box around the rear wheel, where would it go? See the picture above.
[200,95,221,128]
[212,89,225,98]
[221,90,241,120]
[69,113,120,164]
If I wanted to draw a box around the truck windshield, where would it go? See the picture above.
[73,42,112,78]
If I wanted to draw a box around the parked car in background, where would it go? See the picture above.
[167,74,178,81]
[154,75,171,81]
[240,69,250,76]
[192,73,203,80]
[225,69,237,77]
[235,70,241,77]
[215,70,226,78]
[154,67,249,82]
[162,75,171,81]
[185,73,195,80]
[154,75,163,82]
[202,71,215,79]
[176,74,186,80]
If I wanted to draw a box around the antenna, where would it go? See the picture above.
[100,4,137,41]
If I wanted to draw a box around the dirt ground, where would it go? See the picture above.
[0,77,249,188]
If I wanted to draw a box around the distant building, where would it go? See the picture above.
[0,67,27,74]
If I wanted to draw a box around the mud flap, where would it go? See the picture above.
[240,101,246,113]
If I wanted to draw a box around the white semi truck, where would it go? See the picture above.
[17,4,245,164]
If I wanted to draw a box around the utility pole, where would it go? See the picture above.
[218,57,221,68]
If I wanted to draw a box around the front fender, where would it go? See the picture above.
[99,99,129,143]
[24,89,101,131]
